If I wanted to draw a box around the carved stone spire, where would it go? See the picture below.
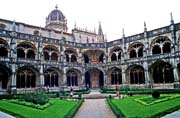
[98,21,103,35]
[144,21,147,31]
[122,28,125,37]
[74,21,76,29]
[170,12,174,24]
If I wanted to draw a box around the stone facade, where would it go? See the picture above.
[0,7,180,93]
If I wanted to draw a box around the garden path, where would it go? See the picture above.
[162,110,180,118]
[74,90,116,118]
[0,111,15,118]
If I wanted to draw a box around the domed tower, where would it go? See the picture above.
[45,5,68,32]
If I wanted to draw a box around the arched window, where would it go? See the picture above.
[152,60,174,83]
[44,69,59,87]
[151,36,171,55]
[163,42,171,53]
[111,53,117,61]
[43,45,58,61]
[27,50,35,59]
[17,42,36,59]
[130,65,145,84]
[16,68,36,88]
[111,68,122,85]
[130,50,136,58]
[0,39,8,57]
[110,47,122,61]
[0,66,9,89]
[67,70,78,86]
[83,54,89,63]
[99,53,104,63]
[65,49,77,63]
[129,43,143,58]
[138,47,143,57]
[152,45,161,54]
[51,52,58,61]
[71,54,77,62]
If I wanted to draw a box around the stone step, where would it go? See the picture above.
[83,93,116,99]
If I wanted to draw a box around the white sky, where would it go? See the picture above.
[0,0,180,41]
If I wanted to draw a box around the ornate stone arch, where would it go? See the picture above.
[65,48,78,62]
[0,38,9,57]
[44,67,63,87]
[109,46,122,61]
[16,65,39,88]
[150,36,171,54]
[66,68,81,87]
[17,41,36,59]
[0,64,11,90]
[107,67,122,85]
[126,64,145,84]
[128,42,144,58]
[150,60,174,84]
[43,45,59,61]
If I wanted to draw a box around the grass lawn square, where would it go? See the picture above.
[0,99,80,118]
[111,95,180,118]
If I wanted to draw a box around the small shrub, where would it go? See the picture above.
[0,94,13,99]
[78,94,82,100]
[109,95,112,99]
[56,92,60,97]
[152,90,160,99]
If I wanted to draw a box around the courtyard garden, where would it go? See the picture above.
[107,94,180,118]
[0,89,87,118]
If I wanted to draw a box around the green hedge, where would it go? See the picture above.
[64,99,84,118]
[10,99,52,110]
[101,88,180,95]
[110,96,180,118]
[0,94,13,99]
[107,98,125,118]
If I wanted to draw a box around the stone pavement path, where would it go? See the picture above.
[74,99,115,118]
[162,110,180,118]
[0,111,15,118]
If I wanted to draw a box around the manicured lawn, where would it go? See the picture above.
[110,95,180,118]
[0,99,81,118]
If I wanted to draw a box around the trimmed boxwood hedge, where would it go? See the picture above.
[64,99,84,118]
[107,98,125,118]
[101,88,180,95]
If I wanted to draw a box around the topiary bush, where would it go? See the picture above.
[18,93,49,105]
[152,90,160,99]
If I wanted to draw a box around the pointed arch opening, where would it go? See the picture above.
[17,42,36,59]
[85,68,104,88]
[83,54,89,63]
[111,53,117,61]
[128,65,145,84]
[0,65,10,89]
[152,45,161,54]
[151,60,174,83]
[43,45,59,61]
[110,68,122,85]
[0,38,9,57]
[16,67,37,88]
[66,69,80,87]
[130,49,136,58]
[44,68,60,87]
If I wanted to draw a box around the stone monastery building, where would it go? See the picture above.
[0,6,180,93]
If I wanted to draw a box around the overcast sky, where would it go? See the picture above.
[0,0,180,41]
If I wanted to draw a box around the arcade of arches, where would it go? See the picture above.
[0,37,178,90]
[0,60,177,90]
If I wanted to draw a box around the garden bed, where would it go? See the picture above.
[0,99,83,118]
[134,94,180,106]
[108,95,180,118]
[9,99,52,110]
